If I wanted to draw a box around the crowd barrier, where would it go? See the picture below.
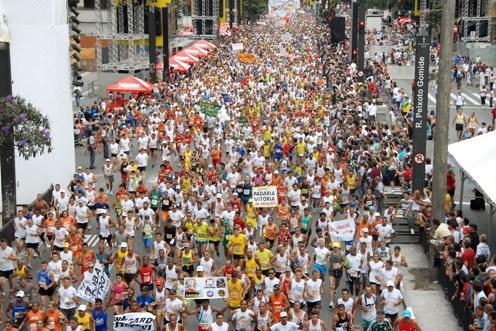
[420,228,475,330]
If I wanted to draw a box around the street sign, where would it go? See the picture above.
[412,32,430,192]
[414,153,425,164]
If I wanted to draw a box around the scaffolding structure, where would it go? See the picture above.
[192,0,220,38]
[95,0,148,72]
[460,0,495,42]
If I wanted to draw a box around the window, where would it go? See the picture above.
[83,0,110,9]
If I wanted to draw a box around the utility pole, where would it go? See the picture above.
[229,0,234,30]
[356,3,366,72]
[148,3,157,82]
[162,5,169,81]
[431,0,455,268]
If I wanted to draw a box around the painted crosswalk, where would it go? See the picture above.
[84,234,100,247]
[426,91,483,107]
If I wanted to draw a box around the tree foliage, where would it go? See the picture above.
[0,95,52,159]
[243,0,269,21]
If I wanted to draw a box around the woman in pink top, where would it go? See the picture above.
[112,273,128,314]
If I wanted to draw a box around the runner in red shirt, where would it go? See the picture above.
[138,256,154,291]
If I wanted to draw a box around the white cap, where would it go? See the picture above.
[280,311,288,318]
[362,228,369,232]
[216,193,222,198]
[387,280,395,287]
[16,290,24,297]
[78,305,87,311]
[120,242,128,248]
[197,266,204,272]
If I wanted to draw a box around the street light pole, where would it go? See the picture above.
[431,0,455,266]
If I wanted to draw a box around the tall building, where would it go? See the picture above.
[455,0,496,43]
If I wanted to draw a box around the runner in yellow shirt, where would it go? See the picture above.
[227,226,248,266]
[254,242,273,276]
[227,271,244,311]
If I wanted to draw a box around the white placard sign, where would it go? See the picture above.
[252,186,278,208]
[114,312,156,331]
[231,43,244,51]
[77,260,111,303]
[330,218,356,242]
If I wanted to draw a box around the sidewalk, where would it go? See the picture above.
[401,244,462,330]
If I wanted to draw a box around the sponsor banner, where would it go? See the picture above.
[182,277,228,300]
[77,261,111,303]
[114,312,156,331]
[252,186,278,208]
[330,218,356,242]
[197,100,221,117]
[237,53,256,63]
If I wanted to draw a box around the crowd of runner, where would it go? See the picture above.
[2,3,495,331]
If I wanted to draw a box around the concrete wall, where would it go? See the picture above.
[4,0,76,204]
[456,42,496,67]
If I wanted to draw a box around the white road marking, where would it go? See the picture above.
[462,93,480,105]
[428,93,437,104]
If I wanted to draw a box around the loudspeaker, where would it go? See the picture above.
[331,16,346,43]
[470,197,485,211]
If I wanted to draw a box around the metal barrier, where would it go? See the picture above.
[421,235,475,331]
[0,184,54,244]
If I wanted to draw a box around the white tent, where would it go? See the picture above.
[448,130,496,207]
[448,131,496,241]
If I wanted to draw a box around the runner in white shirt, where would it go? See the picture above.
[232,301,255,331]
[209,314,229,331]
[0,239,17,292]
[380,281,404,322]
[270,311,299,331]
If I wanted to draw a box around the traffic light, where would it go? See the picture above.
[68,0,83,88]
[359,19,365,32]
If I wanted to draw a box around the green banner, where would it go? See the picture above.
[198,101,221,117]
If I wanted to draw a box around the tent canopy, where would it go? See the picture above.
[448,130,496,207]
[192,40,216,50]
[174,50,199,64]
[106,75,153,93]
[157,57,191,72]
[184,45,209,57]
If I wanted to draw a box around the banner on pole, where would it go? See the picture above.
[197,101,221,117]
[182,277,228,300]
[231,43,244,51]
[330,218,356,242]
[77,261,111,303]
[252,186,278,208]
[114,312,156,331]
[237,53,256,63]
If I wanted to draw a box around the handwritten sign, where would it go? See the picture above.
[77,261,111,303]
[329,218,356,242]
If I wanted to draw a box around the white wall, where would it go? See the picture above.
[4,0,75,204]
